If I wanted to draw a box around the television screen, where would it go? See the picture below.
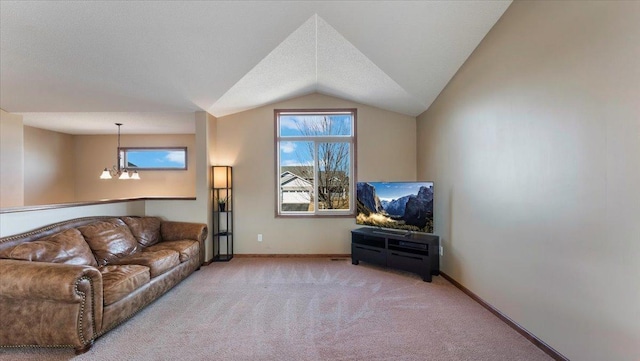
[356,181,434,233]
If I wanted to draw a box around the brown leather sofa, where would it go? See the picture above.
[0,216,207,354]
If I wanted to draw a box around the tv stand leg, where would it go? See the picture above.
[422,274,432,282]
[352,259,359,265]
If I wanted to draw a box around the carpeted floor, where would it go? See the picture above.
[0,257,552,361]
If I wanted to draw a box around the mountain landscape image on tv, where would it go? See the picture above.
[356,181,434,233]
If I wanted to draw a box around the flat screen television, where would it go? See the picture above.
[356,181,434,234]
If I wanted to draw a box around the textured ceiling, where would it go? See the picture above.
[0,1,511,134]
[211,15,426,117]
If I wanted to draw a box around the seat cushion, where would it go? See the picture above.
[78,218,139,266]
[121,216,162,247]
[111,250,179,278]
[100,264,150,306]
[143,240,199,263]
[0,228,98,267]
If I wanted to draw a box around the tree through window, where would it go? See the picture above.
[276,109,356,216]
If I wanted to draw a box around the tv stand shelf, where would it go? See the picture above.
[351,227,439,282]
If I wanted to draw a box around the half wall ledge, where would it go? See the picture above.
[0,197,197,214]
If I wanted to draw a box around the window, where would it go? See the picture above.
[119,147,188,170]
[275,109,356,216]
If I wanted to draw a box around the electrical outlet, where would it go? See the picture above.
[258,234,263,242]
[439,246,443,256]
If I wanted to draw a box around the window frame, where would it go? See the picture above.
[118,146,188,171]
[274,108,357,218]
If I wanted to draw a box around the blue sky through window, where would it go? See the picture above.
[124,149,186,169]
[279,114,352,168]
[279,114,352,137]
[279,141,312,167]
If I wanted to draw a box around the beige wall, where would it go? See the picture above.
[217,93,417,255]
[23,126,75,205]
[416,2,640,361]
[0,109,24,207]
[74,134,196,201]
[145,112,214,261]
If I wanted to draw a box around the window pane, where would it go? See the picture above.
[275,109,356,216]
[280,141,314,212]
[121,148,187,169]
[280,114,352,137]
[317,142,350,211]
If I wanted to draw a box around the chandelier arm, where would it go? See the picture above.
[116,123,123,171]
[108,165,119,177]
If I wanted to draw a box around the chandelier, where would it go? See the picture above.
[99,123,140,180]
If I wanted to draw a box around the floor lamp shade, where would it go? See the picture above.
[212,166,232,189]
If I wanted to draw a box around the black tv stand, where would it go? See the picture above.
[372,229,410,237]
[351,227,439,282]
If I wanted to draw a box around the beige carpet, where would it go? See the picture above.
[0,257,552,361]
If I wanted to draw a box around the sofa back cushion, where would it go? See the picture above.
[0,228,98,267]
[78,218,138,266]
[121,216,162,247]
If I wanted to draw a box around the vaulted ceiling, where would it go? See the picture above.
[0,1,511,134]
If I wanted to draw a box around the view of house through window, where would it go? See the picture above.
[276,109,356,216]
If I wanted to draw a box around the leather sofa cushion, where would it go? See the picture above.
[100,264,150,306]
[0,228,98,267]
[121,216,162,247]
[143,240,199,263]
[111,250,179,278]
[78,219,139,266]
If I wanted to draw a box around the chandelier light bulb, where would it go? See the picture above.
[100,168,112,179]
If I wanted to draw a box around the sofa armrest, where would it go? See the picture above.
[160,221,208,265]
[0,259,103,349]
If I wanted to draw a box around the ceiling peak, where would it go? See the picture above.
[209,14,424,117]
